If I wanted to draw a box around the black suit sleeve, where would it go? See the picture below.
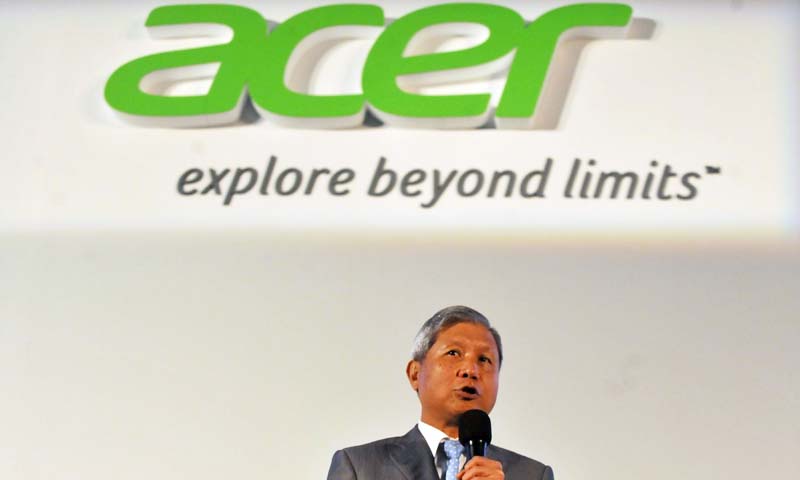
[541,465,554,480]
[327,449,357,480]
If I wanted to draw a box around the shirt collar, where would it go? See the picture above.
[417,421,456,459]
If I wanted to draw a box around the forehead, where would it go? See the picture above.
[432,322,498,352]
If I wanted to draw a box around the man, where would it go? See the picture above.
[327,305,554,480]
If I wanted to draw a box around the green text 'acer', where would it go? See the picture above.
[105,3,633,129]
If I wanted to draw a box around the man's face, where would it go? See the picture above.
[407,322,500,430]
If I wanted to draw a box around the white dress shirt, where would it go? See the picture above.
[418,421,466,478]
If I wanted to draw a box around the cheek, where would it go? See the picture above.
[420,364,448,392]
[485,377,500,399]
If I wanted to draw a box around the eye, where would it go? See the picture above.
[479,356,492,364]
[446,349,459,356]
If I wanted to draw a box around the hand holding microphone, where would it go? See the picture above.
[457,410,505,480]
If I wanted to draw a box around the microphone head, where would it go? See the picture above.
[458,409,492,447]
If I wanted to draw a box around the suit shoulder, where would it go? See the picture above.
[337,434,404,458]
[328,433,413,480]
[490,444,553,479]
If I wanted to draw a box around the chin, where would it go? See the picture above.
[453,403,480,416]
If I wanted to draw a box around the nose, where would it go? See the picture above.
[457,360,479,379]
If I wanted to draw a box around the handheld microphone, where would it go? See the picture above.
[458,409,492,459]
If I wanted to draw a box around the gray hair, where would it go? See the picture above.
[411,305,503,367]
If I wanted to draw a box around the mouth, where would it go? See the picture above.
[457,386,479,400]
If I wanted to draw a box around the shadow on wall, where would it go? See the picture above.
[522,17,657,130]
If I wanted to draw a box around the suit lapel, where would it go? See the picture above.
[486,445,500,462]
[387,426,439,480]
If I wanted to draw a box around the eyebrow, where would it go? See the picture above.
[439,340,497,354]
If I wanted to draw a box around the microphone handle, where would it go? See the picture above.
[465,439,488,459]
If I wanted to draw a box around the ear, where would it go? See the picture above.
[406,360,421,392]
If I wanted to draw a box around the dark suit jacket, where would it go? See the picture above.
[327,426,554,480]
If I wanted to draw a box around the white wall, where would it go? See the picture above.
[2,235,798,479]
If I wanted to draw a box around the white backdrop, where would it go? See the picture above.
[1,1,799,479]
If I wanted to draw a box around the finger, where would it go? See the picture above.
[464,457,503,469]
[460,461,504,480]
[459,466,504,480]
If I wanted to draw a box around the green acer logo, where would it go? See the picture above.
[105,3,632,129]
